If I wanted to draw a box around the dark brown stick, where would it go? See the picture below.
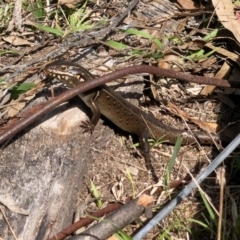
[0,65,237,145]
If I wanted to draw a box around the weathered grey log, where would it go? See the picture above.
[0,99,114,240]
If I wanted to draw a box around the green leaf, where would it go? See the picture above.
[105,40,129,49]
[55,23,63,33]
[188,48,217,62]
[148,52,164,59]
[187,218,215,234]
[90,180,102,208]
[203,48,217,58]
[72,24,94,31]
[0,50,20,56]
[10,82,36,99]
[33,1,45,19]
[69,0,94,31]
[164,136,182,187]
[188,49,205,61]
[14,83,36,91]
[125,168,135,198]
[125,28,153,39]
[153,38,163,49]
[203,29,219,41]
[131,49,146,55]
[198,188,217,226]
[33,23,63,36]
[114,231,132,240]
[158,224,173,240]
[125,28,162,49]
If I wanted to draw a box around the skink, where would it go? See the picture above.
[44,60,221,162]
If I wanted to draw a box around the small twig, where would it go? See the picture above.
[0,207,18,240]
[217,167,226,240]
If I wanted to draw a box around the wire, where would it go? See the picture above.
[133,134,240,239]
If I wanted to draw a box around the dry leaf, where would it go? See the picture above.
[7,102,26,117]
[201,62,231,95]
[3,36,32,46]
[177,0,198,10]
[58,0,83,8]
[108,236,121,240]
[212,0,240,43]
[111,177,124,201]
[126,166,138,176]
[0,93,11,106]
[168,102,218,133]
[205,42,240,67]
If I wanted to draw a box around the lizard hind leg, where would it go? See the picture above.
[138,127,158,179]
[138,129,151,164]
[138,129,158,182]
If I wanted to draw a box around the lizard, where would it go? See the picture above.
[43,60,226,164]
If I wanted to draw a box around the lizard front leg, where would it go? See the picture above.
[80,91,101,133]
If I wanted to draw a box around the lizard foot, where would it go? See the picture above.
[80,120,95,134]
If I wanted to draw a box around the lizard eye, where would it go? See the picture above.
[61,65,67,71]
